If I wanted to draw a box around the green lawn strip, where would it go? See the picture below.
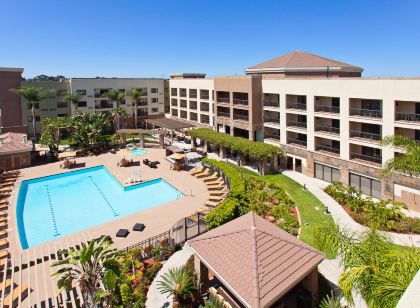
[264,174,334,251]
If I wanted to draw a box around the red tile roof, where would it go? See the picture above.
[246,50,362,73]
[188,212,324,307]
[0,132,32,155]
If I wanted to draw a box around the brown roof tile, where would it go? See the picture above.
[188,212,324,307]
[0,132,32,155]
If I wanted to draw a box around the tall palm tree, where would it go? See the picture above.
[51,237,120,307]
[102,90,126,130]
[110,106,128,131]
[381,135,420,178]
[126,88,143,129]
[157,266,196,307]
[10,86,52,141]
[63,92,82,114]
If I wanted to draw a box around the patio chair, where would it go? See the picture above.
[201,172,219,182]
[188,166,204,175]
[133,223,145,231]
[116,229,129,238]
[205,200,222,208]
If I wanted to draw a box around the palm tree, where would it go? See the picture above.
[102,90,127,131]
[157,266,196,307]
[126,88,143,129]
[381,135,420,178]
[63,92,82,114]
[110,106,128,131]
[51,237,120,307]
[10,86,52,141]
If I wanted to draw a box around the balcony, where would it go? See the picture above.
[200,90,210,100]
[395,112,420,123]
[264,133,281,145]
[286,103,307,111]
[233,114,249,121]
[216,91,230,104]
[315,105,340,113]
[217,112,230,118]
[200,115,210,124]
[350,152,382,164]
[287,120,307,129]
[233,98,248,106]
[287,138,307,147]
[350,108,382,118]
[263,100,280,108]
[350,130,381,141]
[315,124,340,135]
[95,102,113,109]
[316,144,340,155]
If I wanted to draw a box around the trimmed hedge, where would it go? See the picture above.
[187,128,283,161]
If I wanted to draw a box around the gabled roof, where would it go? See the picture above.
[0,132,32,155]
[246,50,363,74]
[188,212,324,308]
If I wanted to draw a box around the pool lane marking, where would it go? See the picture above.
[87,176,119,217]
[45,185,60,237]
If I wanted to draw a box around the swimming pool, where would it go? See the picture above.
[130,149,147,157]
[17,166,183,249]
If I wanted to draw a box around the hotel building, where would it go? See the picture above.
[168,51,420,210]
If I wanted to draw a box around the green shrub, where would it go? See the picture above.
[205,198,240,229]
[271,205,290,219]
[313,221,340,259]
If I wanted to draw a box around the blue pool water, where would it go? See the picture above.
[130,149,147,157]
[17,166,183,249]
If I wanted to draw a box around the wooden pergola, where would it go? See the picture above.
[116,128,166,148]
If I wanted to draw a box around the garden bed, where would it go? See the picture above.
[325,182,420,234]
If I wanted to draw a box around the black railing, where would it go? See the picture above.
[315,125,340,134]
[395,112,420,122]
[286,103,307,110]
[217,97,230,103]
[265,134,281,141]
[263,100,280,108]
[287,120,307,128]
[351,152,382,164]
[233,114,249,121]
[315,105,340,113]
[264,117,280,124]
[233,98,249,106]
[95,103,113,109]
[316,145,340,154]
[350,130,381,141]
[287,138,307,147]
[350,108,382,118]
[217,112,230,118]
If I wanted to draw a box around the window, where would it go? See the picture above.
[56,89,67,96]
[57,113,67,118]
[190,101,197,110]
[189,89,197,98]
[151,88,158,93]
[151,98,158,103]
[349,172,381,199]
[57,102,68,108]
[137,108,148,117]
[28,115,40,122]
[77,101,87,107]
[200,89,209,100]
[171,98,178,106]
[139,97,148,106]
[151,107,159,113]
[76,89,86,95]
[180,88,187,97]
[27,103,39,110]
[171,88,178,96]
[314,163,340,183]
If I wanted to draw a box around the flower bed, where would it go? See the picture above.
[325,182,420,234]
[202,159,300,235]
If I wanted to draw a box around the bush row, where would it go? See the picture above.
[187,128,283,161]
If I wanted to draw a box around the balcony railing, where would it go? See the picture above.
[286,103,307,110]
[350,130,381,141]
[350,108,382,118]
[265,134,281,143]
[200,118,210,124]
[217,112,230,118]
[395,112,420,122]
[316,144,340,155]
[315,105,340,113]
[351,152,382,164]
[200,95,209,100]
[233,98,249,106]
[264,117,280,123]
[287,138,307,147]
[95,103,113,109]
[287,120,307,128]
[217,97,230,103]
[315,125,340,134]
[263,100,280,108]
[233,114,249,121]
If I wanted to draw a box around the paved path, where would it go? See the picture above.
[146,245,194,308]
[282,170,420,247]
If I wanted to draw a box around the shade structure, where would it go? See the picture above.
[116,149,131,156]
[168,153,185,160]
[58,151,77,159]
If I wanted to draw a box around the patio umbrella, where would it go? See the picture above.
[116,149,131,157]
[168,153,185,160]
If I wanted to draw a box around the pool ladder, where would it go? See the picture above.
[45,185,60,237]
[88,176,119,217]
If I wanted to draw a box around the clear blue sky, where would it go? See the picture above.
[1,0,419,78]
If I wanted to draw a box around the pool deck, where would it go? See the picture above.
[7,148,208,258]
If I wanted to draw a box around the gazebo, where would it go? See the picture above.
[188,212,324,308]
[116,128,165,148]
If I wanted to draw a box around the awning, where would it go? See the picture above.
[58,151,77,159]
[145,117,195,130]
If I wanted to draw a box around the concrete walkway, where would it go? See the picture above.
[282,170,420,247]
[146,245,194,308]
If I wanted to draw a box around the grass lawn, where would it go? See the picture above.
[264,174,335,250]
